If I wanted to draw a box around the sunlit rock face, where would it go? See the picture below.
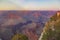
[0,11,56,40]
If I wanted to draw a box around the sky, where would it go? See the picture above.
[0,0,60,10]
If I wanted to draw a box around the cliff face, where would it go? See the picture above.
[0,11,56,40]
[40,12,60,40]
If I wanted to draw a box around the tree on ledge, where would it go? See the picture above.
[12,33,28,40]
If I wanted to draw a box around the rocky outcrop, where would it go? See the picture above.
[39,11,60,40]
